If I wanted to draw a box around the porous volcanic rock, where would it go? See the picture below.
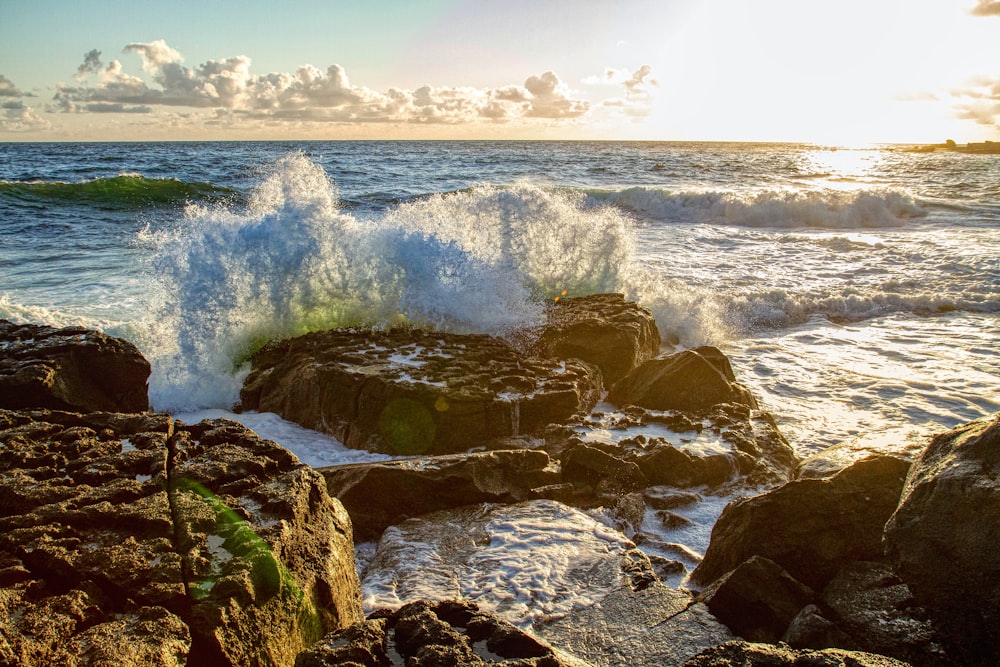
[884,413,1000,665]
[681,641,910,667]
[0,320,150,412]
[692,455,911,591]
[0,409,362,667]
[297,599,591,667]
[607,346,757,413]
[319,449,560,542]
[532,293,660,386]
[240,328,602,455]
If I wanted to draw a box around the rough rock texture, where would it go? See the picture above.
[681,641,911,667]
[607,346,757,413]
[0,320,150,413]
[240,328,602,455]
[700,555,815,643]
[320,449,560,542]
[884,414,1000,665]
[692,455,911,591]
[297,600,591,667]
[532,293,660,386]
[0,409,362,667]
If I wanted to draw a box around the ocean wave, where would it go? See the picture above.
[588,187,927,228]
[0,174,235,210]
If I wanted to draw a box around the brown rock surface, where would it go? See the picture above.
[533,293,660,385]
[681,640,911,666]
[0,320,150,413]
[692,455,911,591]
[0,409,362,667]
[240,328,601,455]
[884,413,1000,665]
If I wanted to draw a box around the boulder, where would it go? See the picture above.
[240,328,602,455]
[560,443,648,496]
[533,293,660,385]
[692,455,911,591]
[700,555,815,643]
[607,346,757,413]
[884,414,1000,665]
[0,320,150,413]
[297,600,591,667]
[681,641,911,667]
[319,449,559,542]
[633,443,737,489]
[0,409,362,667]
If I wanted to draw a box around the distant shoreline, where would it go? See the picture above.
[905,140,1000,154]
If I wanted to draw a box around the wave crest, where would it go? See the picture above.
[0,175,233,209]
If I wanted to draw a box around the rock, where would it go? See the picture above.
[607,346,757,413]
[358,500,733,667]
[700,555,815,643]
[0,320,150,413]
[319,449,559,542]
[634,443,737,489]
[297,600,589,667]
[884,414,1000,665]
[681,640,911,666]
[821,561,952,666]
[240,328,602,455]
[781,604,856,651]
[560,443,648,496]
[794,428,925,480]
[692,455,911,591]
[0,409,362,667]
[533,293,660,385]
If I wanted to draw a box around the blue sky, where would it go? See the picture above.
[2,0,999,142]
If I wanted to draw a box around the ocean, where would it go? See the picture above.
[2,140,998,621]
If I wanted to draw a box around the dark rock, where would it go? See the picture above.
[532,293,660,385]
[633,443,737,489]
[607,346,757,413]
[0,409,362,666]
[681,640,911,666]
[821,561,952,666]
[294,618,388,667]
[701,555,815,643]
[319,449,559,542]
[240,328,602,455]
[884,414,1000,666]
[0,320,150,413]
[782,604,856,650]
[560,443,648,495]
[692,455,911,591]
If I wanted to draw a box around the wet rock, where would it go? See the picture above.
[0,409,362,667]
[607,346,757,413]
[633,443,737,489]
[681,640,911,666]
[692,455,911,591]
[319,449,559,542]
[0,320,150,413]
[884,413,1000,666]
[781,604,856,650]
[821,561,952,666]
[700,555,815,643]
[240,328,602,455]
[532,293,660,386]
[560,443,648,496]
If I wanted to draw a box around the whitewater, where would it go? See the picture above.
[1,140,998,622]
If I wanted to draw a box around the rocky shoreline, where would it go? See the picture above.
[1,296,997,666]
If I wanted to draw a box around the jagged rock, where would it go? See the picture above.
[359,500,732,667]
[0,320,150,413]
[0,409,362,667]
[560,443,648,496]
[884,414,1000,666]
[634,443,737,489]
[821,561,952,666]
[297,600,590,667]
[607,346,757,413]
[533,293,660,386]
[681,641,911,666]
[240,328,602,455]
[782,604,856,650]
[700,555,815,643]
[319,449,559,542]
[692,455,911,591]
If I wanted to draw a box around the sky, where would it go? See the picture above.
[1,0,999,144]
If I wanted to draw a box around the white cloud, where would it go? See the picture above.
[52,40,596,128]
[0,74,49,131]
[0,74,22,97]
[589,65,658,119]
[951,75,1000,129]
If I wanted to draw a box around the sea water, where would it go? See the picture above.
[2,140,998,618]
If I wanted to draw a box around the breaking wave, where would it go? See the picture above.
[0,175,234,209]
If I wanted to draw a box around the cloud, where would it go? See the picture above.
[0,74,22,97]
[951,75,1000,129]
[588,65,658,118]
[52,40,595,128]
[971,0,1000,16]
[75,49,103,82]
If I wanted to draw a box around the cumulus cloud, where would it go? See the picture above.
[0,74,23,97]
[0,75,50,132]
[51,40,595,128]
[588,64,658,118]
[971,0,1000,16]
[951,75,1000,129]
